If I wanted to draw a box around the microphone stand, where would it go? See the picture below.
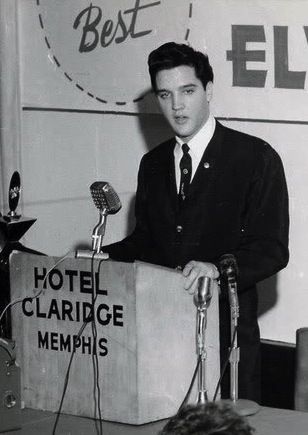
[194,276,212,404]
[228,277,240,403]
[76,209,109,260]
[92,208,107,254]
[225,276,260,416]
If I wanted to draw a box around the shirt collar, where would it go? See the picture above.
[175,115,216,159]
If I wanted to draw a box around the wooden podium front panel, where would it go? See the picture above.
[10,253,220,424]
[135,262,220,421]
[10,253,140,423]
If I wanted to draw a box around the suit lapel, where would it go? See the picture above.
[167,139,179,211]
[158,138,178,211]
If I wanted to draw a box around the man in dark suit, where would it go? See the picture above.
[104,42,289,403]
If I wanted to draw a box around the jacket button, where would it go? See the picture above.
[176,225,183,233]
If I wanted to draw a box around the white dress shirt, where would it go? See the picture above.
[174,115,216,193]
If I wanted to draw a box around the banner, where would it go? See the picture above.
[36,0,192,107]
[191,0,308,122]
[34,0,308,120]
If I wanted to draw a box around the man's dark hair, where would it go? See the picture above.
[158,402,255,435]
[148,42,214,93]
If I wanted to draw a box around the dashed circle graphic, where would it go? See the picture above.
[36,0,193,106]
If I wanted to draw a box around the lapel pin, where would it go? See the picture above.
[203,162,210,169]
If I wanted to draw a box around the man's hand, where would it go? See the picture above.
[182,260,219,294]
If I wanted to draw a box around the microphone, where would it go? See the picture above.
[219,254,260,415]
[194,276,213,355]
[76,182,121,259]
[219,254,239,311]
[90,182,121,253]
[219,253,239,284]
[8,171,21,219]
[194,276,212,310]
[90,181,122,216]
[194,276,213,405]
[0,172,36,244]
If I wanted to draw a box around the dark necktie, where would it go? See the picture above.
[179,143,192,201]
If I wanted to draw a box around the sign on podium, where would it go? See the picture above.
[10,252,220,424]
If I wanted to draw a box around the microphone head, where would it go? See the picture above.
[90,182,121,214]
[194,276,212,309]
[219,253,239,282]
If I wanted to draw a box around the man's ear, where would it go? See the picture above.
[206,82,213,102]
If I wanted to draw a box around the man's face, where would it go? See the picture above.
[155,65,212,142]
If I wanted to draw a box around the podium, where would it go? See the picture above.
[9,252,220,424]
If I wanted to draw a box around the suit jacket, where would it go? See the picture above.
[104,120,289,400]
[105,120,289,289]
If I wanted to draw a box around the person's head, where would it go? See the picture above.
[158,402,255,435]
[148,42,214,142]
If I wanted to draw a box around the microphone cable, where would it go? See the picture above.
[177,354,201,411]
[177,325,237,409]
[52,252,105,435]
[212,325,237,402]
[90,253,103,435]
[52,317,89,435]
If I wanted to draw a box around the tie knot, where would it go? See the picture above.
[182,143,190,155]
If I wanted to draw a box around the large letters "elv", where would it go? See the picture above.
[227,25,308,89]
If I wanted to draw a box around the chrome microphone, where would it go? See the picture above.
[194,276,212,355]
[194,276,213,310]
[90,182,121,253]
[194,276,213,405]
[90,181,122,216]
